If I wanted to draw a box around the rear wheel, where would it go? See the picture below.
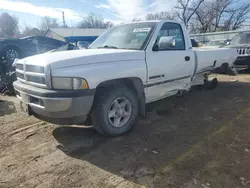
[204,77,218,90]
[91,86,138,136]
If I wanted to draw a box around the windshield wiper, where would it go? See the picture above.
[97,45,118,49]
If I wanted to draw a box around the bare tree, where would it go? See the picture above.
[38,17,59,32]
[193,0,250,33]
[0,13,19,38]
[131,18,141,22]
[222,2,250,30]
[21,24,42,37]
[195,1,217,33]
[175,0,204,28]
[78,13,113,28]
[211,0,233,31]
[146,11,176,20]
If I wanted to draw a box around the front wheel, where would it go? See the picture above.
[91,86,139,136]
[3,46,20,60]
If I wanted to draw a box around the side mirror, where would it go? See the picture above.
[153,36,176,51]
[77,41,89,49]
[226,41,230,45]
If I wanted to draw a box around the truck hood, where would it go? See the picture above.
[22,49,145,69]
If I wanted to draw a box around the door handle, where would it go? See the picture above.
[185,56,190,61]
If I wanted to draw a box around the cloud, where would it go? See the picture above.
[0,0,82,20]
[95,0,177,21]
[95,4,112,10]
[147,0,177,13]
[96,0,146,20]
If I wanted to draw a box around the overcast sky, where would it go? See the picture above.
[0,0,177,28]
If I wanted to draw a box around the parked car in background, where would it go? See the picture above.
[225,39,231,45]
[47,43,75,53]
[64,36,98,47]
[191,39,199,47]
[204,39,226,48]
[226,32,250,71]
[0,36,70,60]
[191,39,203,47]
[76,41,90,49]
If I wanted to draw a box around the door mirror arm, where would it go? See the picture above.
[152,44,159,51]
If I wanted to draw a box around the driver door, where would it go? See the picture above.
[145,22,195,102]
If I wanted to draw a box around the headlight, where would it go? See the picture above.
[52,77,89,90]
[247,48,250,54]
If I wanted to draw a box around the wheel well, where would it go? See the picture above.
[214,63,231,74]
[94,78,146,117]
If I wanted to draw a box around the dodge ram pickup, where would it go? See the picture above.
[13,20,238,136]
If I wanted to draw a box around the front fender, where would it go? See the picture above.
[51,60,147,89]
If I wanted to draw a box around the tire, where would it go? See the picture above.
[91,86,139,136]
[247,68,250,73]
[3,46,20,60]
[204,78,218,90]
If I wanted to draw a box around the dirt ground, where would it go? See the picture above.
[1,74,250,188]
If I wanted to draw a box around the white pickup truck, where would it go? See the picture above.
[13,20,237,136]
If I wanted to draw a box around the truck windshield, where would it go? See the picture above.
[230,32,250,45]
[88,22,156,50]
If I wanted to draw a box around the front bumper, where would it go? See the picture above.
[13,81,95,124]
[234,56,250,70]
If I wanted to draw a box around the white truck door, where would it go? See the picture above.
[145,22,195,103]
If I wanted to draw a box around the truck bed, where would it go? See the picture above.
[194,48,237,74]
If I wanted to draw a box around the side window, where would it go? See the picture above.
[37,37,50,45]
[37,37,61,47]
[156,22,185,50]
[26,37,38,45]
[37,37,59,51]
[49,38,65,47]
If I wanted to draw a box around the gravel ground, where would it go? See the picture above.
[0,74,250,188]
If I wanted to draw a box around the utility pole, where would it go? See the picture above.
[62,11,66,27]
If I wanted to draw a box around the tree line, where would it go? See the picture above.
[146,0,250,33]
[0,0,250,38]
[0,13,114,38]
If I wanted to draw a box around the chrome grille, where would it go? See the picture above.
[15,62,47,88]
[26,75,46,85]
[237,48,250,56]
[16,72,25,80]
[26,65,45,73]
[15,64,24,70]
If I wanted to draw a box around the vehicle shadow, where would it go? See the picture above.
[53,81,250,186]
[0,99,17,116]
